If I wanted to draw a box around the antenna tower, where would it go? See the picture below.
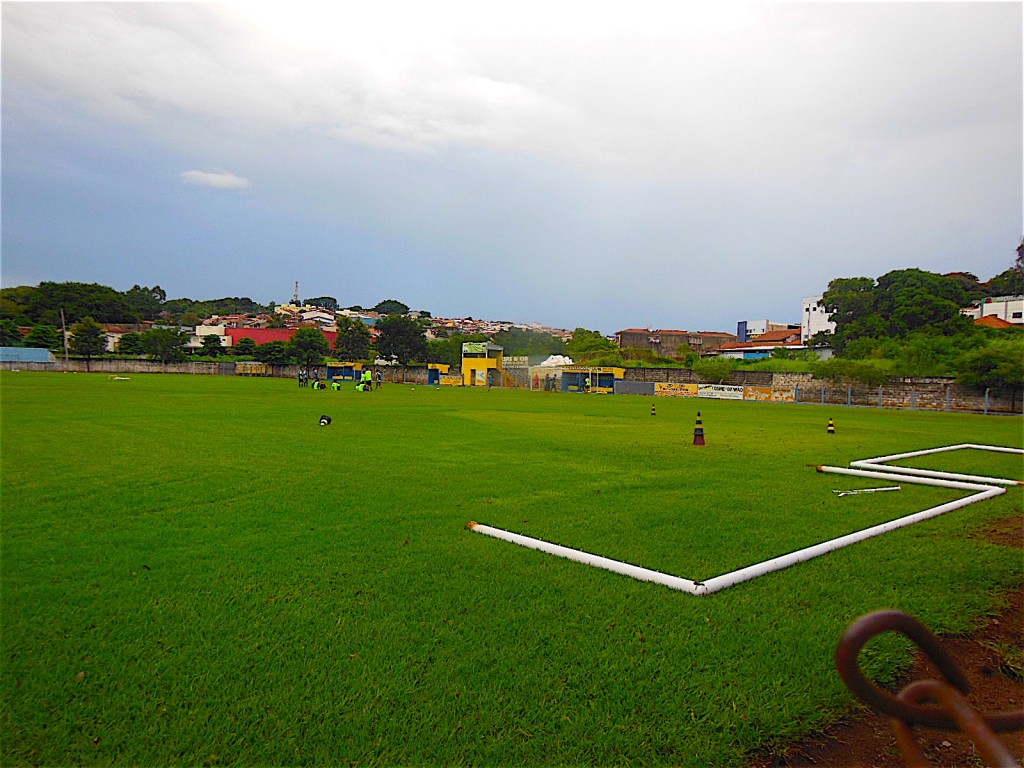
[293,281,300,305]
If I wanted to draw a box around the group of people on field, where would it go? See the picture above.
[298,367,383,391]
[356,369,383,392]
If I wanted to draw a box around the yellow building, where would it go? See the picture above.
[460,342,517,387]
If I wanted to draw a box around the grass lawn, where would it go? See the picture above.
[2,371,1022,766]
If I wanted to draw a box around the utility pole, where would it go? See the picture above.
[60,308,70,369]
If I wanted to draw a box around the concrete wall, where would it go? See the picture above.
[1,360,1019,414]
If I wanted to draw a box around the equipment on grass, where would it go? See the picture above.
[832,486,900,497]
[319,415,332,426]
[827,418,835,435]
[693,412,705,446]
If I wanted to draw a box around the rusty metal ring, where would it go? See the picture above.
[836,610,1024,732]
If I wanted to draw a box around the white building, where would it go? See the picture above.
[736,320,800,342]
[960,295,1024,325]
[801,295,835,343]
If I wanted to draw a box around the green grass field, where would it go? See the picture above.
[2,372,1022,766]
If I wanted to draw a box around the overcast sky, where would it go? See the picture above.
[2,1,1020,334]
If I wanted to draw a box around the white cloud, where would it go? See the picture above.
[180,170,251,190]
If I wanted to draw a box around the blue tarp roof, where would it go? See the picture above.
[0,347,57,363]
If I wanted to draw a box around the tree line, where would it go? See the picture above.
[2,253,1021,392]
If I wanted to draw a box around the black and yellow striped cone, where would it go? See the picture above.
[693,411,705,446]
[827,418,835,435]
[651,403,656,417]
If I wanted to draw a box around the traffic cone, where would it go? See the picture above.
[827,418,835,435]
[651,403,657,417]
[693,411,705,446]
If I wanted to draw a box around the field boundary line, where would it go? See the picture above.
[468,444,1023,596]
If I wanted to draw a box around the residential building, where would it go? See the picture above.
[736,320,800,342]
[801,295,835,343]
[714,328,810,360]
[615,329,737,357]
[960,295,1023,325]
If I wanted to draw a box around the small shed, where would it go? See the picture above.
[561,366,625,394]
[0,347,57,364]
[326,362,365,381]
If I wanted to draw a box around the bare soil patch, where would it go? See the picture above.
[753,514,1023,768]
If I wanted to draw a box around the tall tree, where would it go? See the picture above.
[373,299,409,315]
[565,328,615,362]
[124,285,166,321]
[68,316,107,370]
[199,334,225,357]
[0,318,23,346]
[23,324,62,351]
[821,269,972,355]
[288,326,330,367]
[118,332,145,356]
[491,328,566,357]
[141,327,188,364]
[29,282,135,325]
[230,337,257,357]
[333,317,372,360]
[375,315,427,364]
[304,296,338,311]
[253,340,293,365]
[426,333,488,368]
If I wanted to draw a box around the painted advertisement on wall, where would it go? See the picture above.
[655,382,698,397]
[697,384,745,400]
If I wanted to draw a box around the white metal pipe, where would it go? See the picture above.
[847,462,1022,487]
[854,444,975,464]
[466,521,703,595]
[696,487,1004,595]
[468,444,1021,596]
[817,466,997,492]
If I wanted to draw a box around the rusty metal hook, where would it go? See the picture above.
[891,679,1020,767]
[836,610,1024,732]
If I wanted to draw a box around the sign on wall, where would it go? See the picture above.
[655,383,698,397]
[697,384,744,400]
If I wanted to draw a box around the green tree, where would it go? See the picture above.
[426,333,488,368]
[954,337,1024,393]
[68,316,108,370]
[0,286,36,325]
[304,296,338,311]
[822,269,973,355]
[124,285,166,321]
[266,313,287,328]
[118,332,145,356]
[231,337,257,357]
[491,328,567,357]
[0,318,24,346]
[373,299,409,315]
[28,282,135,325]
[199,334,226,357]
[288,327,330,367]
[333,317,372,360]
[141,327,188,364]
[983,266,1024,297]
[23,324,62,351]
[565,328,615,362]
[253,340,293,365]
[691,357,738,383]
[181,312,202,328]
[375,315,427,364]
